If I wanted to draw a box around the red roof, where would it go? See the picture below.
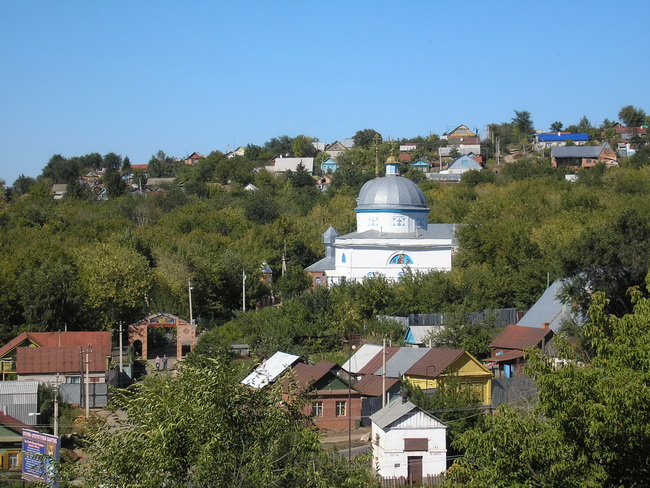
[353,374,400,397]
[0,412,29,433]
[405,348,465,377]
[130,164,149,170]
[358,347,400,375]
[615,126,647,135]
[17,345,110,375]
[0,331,111,358]
[490,325,553,351]
[291,361,337,388]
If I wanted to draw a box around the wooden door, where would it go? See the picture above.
[407,456,423,485]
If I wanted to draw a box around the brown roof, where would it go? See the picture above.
[405,348,465,377]
[490,324,553,351]
[358,347,400,375]
[291,361,337,389]
[353,374,400,397]
[17,345,110,375]
[0,412,30,433]
[0,331,111,359]
[483,350,525,363]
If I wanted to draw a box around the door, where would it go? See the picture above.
[407,456,423,485]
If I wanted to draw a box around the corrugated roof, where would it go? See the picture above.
[377,347,431,377]
[0,381,39,396]
[0,412,30,433]
[353,374,400,397]
[551,143,611,158]
[406,348,465,377]
[404,325,442,345]
[490,324,553,351]
[0,332,111,359]
[17,345,110,374]
[370,398,445,430]
[338,223,456,242]
[241,351,300,389]
[358,347,400,375]
[448,156,482,171]
[517,280,579,331]
[341,344,383,374]
[304,256,335,272]
[289,361,337,390]
[538,133,589,142]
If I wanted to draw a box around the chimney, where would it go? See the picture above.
[542,322,550,330]
[400,389,409,404]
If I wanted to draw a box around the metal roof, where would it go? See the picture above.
[0,381,39,396]
[356,175,428,211]
[489,324,553,351]
[341,344,383,374]
[337,224,457,242]
[448,155,482,171]
[241,351,300,389]
[304,256,335,272]
[406,348,465,377]
[370,398,445,430]
[517,280,579,331]
[551,143,611,158]
[17,345,110,374]
[376,347,431,377]
[353,374,400,397]
[537,133,589,142]
[404,325,443,345]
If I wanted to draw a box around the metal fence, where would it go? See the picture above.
[491,377,538,407]
[408,308,522,327]
[60,383,109,408]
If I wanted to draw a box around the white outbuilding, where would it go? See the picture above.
[370,398,447,484]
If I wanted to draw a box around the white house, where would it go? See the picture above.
[305,155,458,285]
[371,398,447,484]
[267,157,315,174]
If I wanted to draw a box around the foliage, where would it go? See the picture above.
[352,128,382,149]
[445,286,650,487]
[618,105,647,127]
[81,357,373,487]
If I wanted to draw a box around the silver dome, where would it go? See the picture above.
[356,175,428,210]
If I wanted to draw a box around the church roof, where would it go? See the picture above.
[356,175,428,211]
[337,224,457,242]
[304,256,335,272]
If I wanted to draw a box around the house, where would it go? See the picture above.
[535,132,589,149]
[320,158,339,174]
[400,143,419,152]
[51,184,67,200]
[183,152,203,165]
[484,324,554,378]
[0,332,111,383]
[443,155,483,174]
[404,348,492,405]
[443,125,479,145]
[343,345,493,406]
[551,143,618,168]
[267,157,315,174]
[241,351,301,389]
[325,141,350,159]
[226,147,246,159]
[0,412,29,472]
[284,361,362,430]
[410,160,430,172]
[371,398,447,484]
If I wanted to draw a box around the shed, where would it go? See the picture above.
[241,351,300,389]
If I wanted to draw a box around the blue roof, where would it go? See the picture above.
[410,160,429,167]
[538,133,589,142]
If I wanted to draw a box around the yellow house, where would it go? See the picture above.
[404,348,493,406]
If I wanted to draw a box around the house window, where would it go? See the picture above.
[336,401,346,417]
[312,401,323,418]
[404,438,429,451]
[66,376,81,384]
[8,452,19,470]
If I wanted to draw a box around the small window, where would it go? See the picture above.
[389,253,413,265]
[312,402,323,418]
[404,438,429,451]
[336,401,346,417]
[341,253,346,263]
[8,452,19,469]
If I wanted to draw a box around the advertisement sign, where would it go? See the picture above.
[22,429,60,485]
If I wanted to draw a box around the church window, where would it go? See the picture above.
[392,216,406,227]
[369,217,379,227]
[389,254,413,265]
[341,253,346,263]
[367,272,375,277]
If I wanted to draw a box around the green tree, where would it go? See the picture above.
[104,168,129,198]
[447,287,650,487]
[353,128,382,149]
[81,357,372,487]
[291,135,318,157]
[618,105,647,127]
[103,152,123,170]
[148,150,180,178]
[549,121,563,132]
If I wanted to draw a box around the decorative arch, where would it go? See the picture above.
[128,312,196,360]
[389,253,413,265]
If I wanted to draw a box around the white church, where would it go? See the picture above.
[306,156,458,286]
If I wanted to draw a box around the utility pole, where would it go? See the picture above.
[85,345,92,418]
[118,322,123,374]
[374,133,381,176]
[242,269,246,312]
[54,373,59,437]
[382,338,387,408]
[188,278,194,326]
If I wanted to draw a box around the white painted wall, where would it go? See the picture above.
[356,210,429,233]
[372,410,447,479]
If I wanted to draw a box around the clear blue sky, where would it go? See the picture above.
[1,0,648,185]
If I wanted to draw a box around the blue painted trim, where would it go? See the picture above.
[355,208,429,214]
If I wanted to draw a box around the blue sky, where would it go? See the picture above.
[1,1,648,185]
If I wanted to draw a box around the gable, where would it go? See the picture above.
[446,351,492,377]
[446,125,476,138]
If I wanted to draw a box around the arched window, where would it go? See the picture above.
[341,253,346,263]
[389,253,413,265]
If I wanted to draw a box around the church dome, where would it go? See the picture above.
[356,175,428,211]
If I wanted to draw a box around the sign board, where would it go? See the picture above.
[22,429,60,485]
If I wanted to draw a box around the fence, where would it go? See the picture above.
[60,383,109,408]
[409,308,523,327]
[491,377,538,407]
[379,474,444,487]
